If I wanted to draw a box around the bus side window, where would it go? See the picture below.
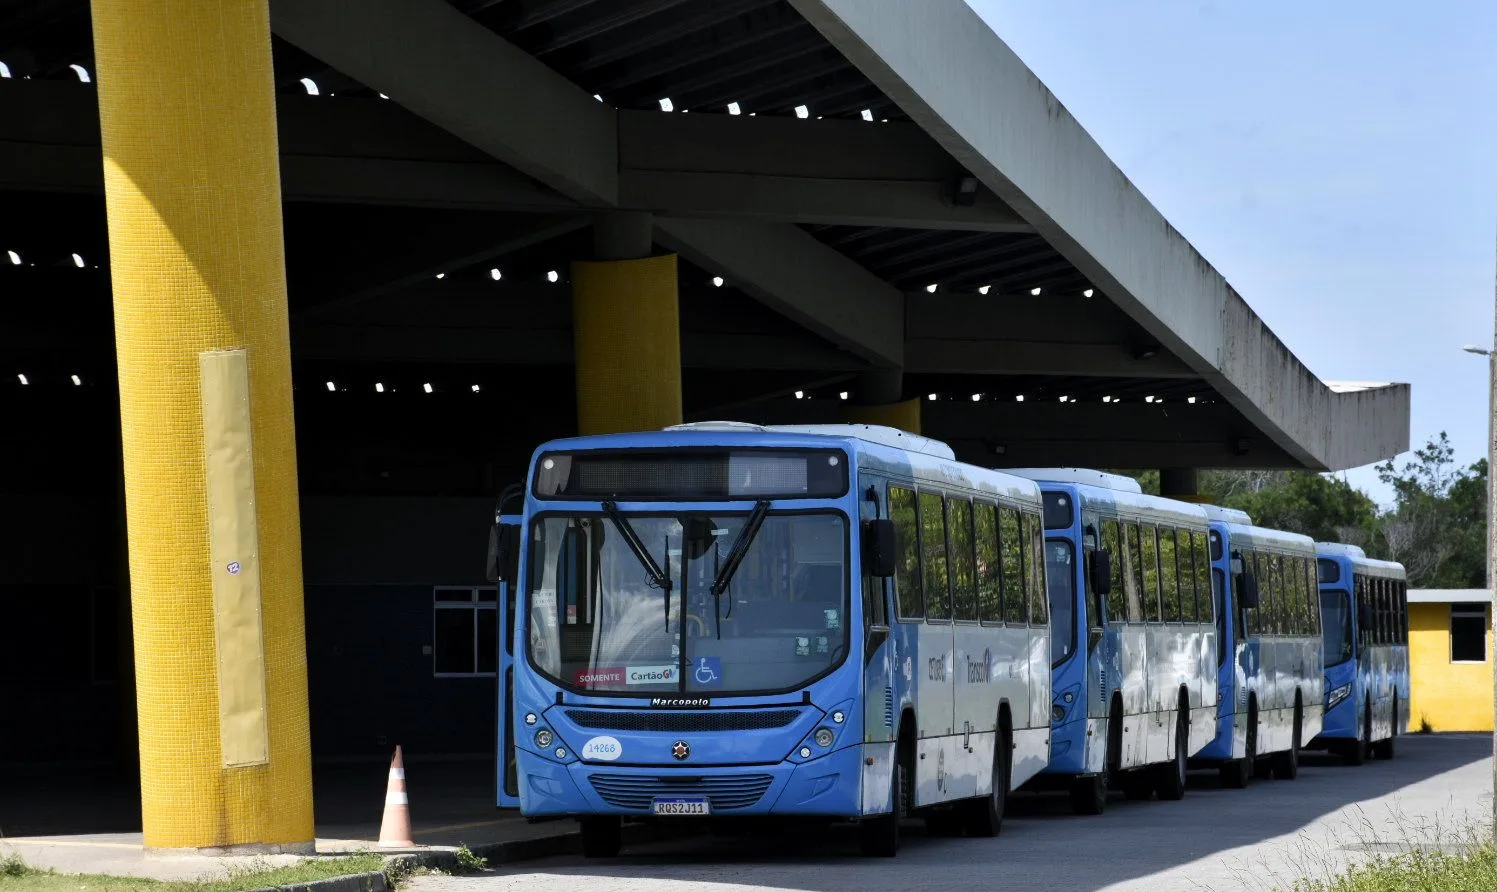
[1025,511,1048,625]
[1238,551,1257,636]
[976,503,1001,623]
[889,485,923,620]
[1157,527,1180,622]
[950,498,977,622]
[1125,522,1146,622]
[1398,580,1408,644]
[1307,560,1322,636]
[860,489,888,629]
[1191,531,1211,623]
[1103,519,1126,623]
[1176,529,1198,623]
[999,506,1027,624]
[920,491,952,621]
[1139,524,1162,622]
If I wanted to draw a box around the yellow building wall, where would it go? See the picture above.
[1408,602,1493,732]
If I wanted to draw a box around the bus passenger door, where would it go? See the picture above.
[489,510,522,809]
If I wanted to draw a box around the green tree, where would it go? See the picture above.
[1372,433,1487,588]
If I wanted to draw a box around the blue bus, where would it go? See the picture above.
[1008,469,1218,815]
[487,422,1054,857]
[1192,507,1323,787]
[1309,543,1408,764]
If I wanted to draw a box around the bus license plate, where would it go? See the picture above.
[651,797,710,816]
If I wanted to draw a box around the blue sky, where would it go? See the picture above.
[965,0,1497,506]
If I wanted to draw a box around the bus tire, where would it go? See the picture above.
[861,731,910,857]
[965,721,1009,837]
[1373,694,1397,760]
[1069,773,1106,815]
[1343,699,1370,766]
[1221,700,1256,790]
[1272,698,1301,780]
[1155,698,1189,801]
[579,816,622,858]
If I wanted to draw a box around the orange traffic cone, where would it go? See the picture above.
[378,745,415,848]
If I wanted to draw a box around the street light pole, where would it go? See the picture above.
[1466,332,1497,840]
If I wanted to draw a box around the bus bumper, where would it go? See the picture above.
[1194,711,1237,762]
[1314,694,1358,741]
[517,742,873,819]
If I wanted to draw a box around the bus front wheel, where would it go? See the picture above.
[579,816,622,858]
[1155,704,1189,801]
[1221,704,1256,790]
[965,728,1009,837]
[860,748,907,857]
[1372,695,1398,760]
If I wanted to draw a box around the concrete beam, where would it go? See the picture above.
[655,217,904,368]
[790,0,1410,470]
[617,111,1031,232]
[0,80,1030,232]
[269,0,618,205]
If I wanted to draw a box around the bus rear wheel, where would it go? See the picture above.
[579,816,622,858]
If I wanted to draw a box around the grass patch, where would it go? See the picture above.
[0,853,389,892]
[1289,844,1497,891]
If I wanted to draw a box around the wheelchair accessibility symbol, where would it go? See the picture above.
[693,656,723,688]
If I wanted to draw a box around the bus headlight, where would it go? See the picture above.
[1326,684,1352,710]
[1052,704,1067,723]
[535,728,554,749]
[814,728,836,748]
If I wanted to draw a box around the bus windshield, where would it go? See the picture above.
[1320,588,1354,666]
[526,510,848,696]
[1045,539,1076,665]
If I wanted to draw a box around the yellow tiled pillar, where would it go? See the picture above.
[91,0,314,851]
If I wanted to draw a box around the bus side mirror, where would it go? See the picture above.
[1238,573,1260,610]
[1358,602,1373,631]
[1089,551,1112,596]
[864,519,898,578]
[487,522,518,584]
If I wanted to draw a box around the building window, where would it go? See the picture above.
[1450,602,1489,663]
[434,586,498,677]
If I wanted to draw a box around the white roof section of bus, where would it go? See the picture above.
[1199,503,1253,525]
[1003,467,1143,493]
[668,421,956,460]
[1315,542,1366,559]
[1222,524,1317,558]
[1316,542,1406,579]
[1040,481,1207,530]
[1408,588,1493,604]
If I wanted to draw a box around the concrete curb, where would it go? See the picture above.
[253,821,696,890]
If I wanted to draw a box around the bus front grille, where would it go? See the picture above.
[566,709,800,733]
[588,773,774,811]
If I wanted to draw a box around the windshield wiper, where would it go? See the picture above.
[601,500,672,603]
[709,501,771,632]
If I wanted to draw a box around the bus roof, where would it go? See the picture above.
[1199,503,1254,525]
[1003,468,1143,493]
[666,421,956,460]
[1316,542,1406,579]
[1222,523,1316,556]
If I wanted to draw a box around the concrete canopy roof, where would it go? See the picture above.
[0,0,1409,474]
